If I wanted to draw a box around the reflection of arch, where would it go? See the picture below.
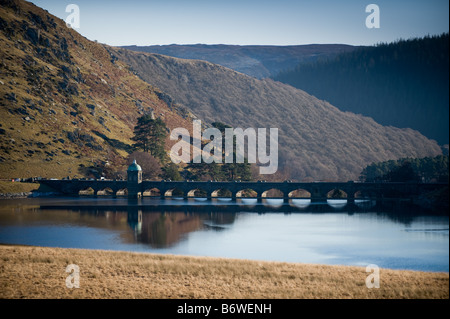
[355,199,376,209]
[143,188,161,197]
[211,188,232,198]
[327,198,347,209]
[327,188,347,199]
[97,187,114,196]
[289,189,311,198]
[236,189,257,198]
[164,188,184,197]
[355,189,378,199]
[354,190,369,199]
[116,188,128,196]
[187,188,208,198]
[79,187,95,196]
[261,188,284,198]
[290,198,311,208]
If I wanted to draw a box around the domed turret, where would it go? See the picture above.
[127,160,142,198]
[128,159,142,172]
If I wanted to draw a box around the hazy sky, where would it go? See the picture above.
[30,0,449,46]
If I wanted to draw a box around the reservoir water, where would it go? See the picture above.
[0,197,448,272]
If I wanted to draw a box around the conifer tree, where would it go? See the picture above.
[131,115,167,161]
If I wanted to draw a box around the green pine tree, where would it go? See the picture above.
[131,115,168,162]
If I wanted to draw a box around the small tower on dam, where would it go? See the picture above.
[127,159,142,199]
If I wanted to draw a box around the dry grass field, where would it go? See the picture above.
[0,181,56,197]
[0,181,40,194]
[0,245,448,299]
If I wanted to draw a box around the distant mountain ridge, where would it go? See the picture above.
[120,44,359,79]
[108,47,442,181]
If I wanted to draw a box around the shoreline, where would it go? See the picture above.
[1,244,448,299]
[0,192,58,199]
[0,181,58,199]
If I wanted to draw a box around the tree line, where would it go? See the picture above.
[104,116,255,181]
[184,122,253,182]
[360,155,449,183]
[274,33,449,145]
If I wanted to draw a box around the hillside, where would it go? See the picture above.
[108,47,442,181]
[0,0,194,179]
[274,34,450,145]
[121,44,359,79]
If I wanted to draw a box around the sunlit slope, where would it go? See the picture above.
[0,0,193,179]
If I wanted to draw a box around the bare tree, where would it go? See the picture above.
[127,151,162,180]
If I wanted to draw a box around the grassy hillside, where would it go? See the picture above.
[0,0,194,179]
[0,0,444,181]
[122,44,359,79]
[274,34,449,145]
[108,47,442,181]
[0,180,38,193]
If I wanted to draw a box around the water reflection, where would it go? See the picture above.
[263,199,283,208]
[125,204,237,248]
[355,199,377,209]
[0,198,448,272]
[327,199,348,209]
[239,198,257,207]
[291,199,312,208]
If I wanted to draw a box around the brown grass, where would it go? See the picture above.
[0,245,447,299]
[0,181,39,194]
[0,0,194,180]
[0,181,56,196]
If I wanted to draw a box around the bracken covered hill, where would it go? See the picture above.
[109,48,442,181]
[0,0,443,181]
[0,0,193,179]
